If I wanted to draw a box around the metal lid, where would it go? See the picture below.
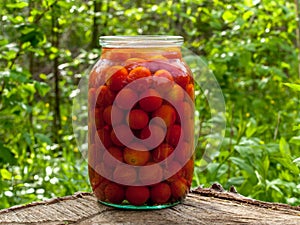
[99,35,184,48]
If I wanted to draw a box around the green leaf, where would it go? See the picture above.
[0,38,9,46]
[2,70,29,83]
[255,170,263,185]
[0,169,12,180]
[34,81,50,97]
[222,11,237,23]
[243,10,254,21]
[290,136,300,145]
[279,137,290,157]
[268,181,283,195]
[7,2,28,9]
[35,133,52,145]
[274,157,299,174]
[293,157,300,165]
[283,83,300,92]
[17,25,45,47]
[1,50,17,60]
[22,132,32,145]
[39,74,48,80]
[50,47,59,53]
[0,142,16,164]
[227,177,245,186]
[262,155,269,175]
[246,118,257,137]
[230,157,255,176]
[23,83,36,94]
[244,0,253,7]
[293,125,300,131]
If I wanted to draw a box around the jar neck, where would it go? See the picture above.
[101,47,182,60]
[99,35,184,48]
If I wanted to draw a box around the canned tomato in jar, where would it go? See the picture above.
[88,36,195,209]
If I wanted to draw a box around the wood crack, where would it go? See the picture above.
[67,208,117,224]
[0,192,94,214]
[192,184,300,213]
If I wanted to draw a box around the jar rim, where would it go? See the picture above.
[99,35,184,48]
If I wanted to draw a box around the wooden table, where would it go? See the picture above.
[1,185,299,224]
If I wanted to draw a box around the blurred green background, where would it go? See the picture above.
[0,0,299,209]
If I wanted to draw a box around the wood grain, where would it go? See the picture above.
[0,186,299,225]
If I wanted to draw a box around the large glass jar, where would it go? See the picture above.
[88,36,195,209]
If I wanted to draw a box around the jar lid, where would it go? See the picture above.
[99,35,184,48]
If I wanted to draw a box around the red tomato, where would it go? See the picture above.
[113,165,137,185]
[115,88,138,110]
[150,182,171,204]
[95,127,112,149]
[128,109,149,130]
[125,186,150,206]
[153,69,174,81]
[140,124,165,148]
[164,160,183,182]
[102,146,123,168]
[104,182,125,204]
[96,85,116,107]
[175,141,193,165]
[139,89,163,112]
[106,66,128,91]
[174,74,190,89]
[152,104,176,127]
[186,83,195,101]
[124,143,150,166]
[166,124,182,147]
[139,163,163,185]
[103,105,124,126]
[152,143,174,162]
[110,124,134,147]
[124,58,146,71]
[165,84,184,106]
[127,66,151,83]
[170,177,188,200]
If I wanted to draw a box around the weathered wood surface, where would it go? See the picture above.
[0,185,299,225]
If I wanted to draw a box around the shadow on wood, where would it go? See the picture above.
[0,185,299,225]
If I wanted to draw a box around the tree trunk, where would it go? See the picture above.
[51,3,62,142]
[295,0,300,79]
[90,0,102,49]
[0,185,299,225]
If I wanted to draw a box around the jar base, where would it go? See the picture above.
[98,200,180,210]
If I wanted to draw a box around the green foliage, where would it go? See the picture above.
[284,83,300,92]
[0,0,299,209]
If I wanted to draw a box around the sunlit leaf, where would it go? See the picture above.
[263,155,269,175]
[290,136,300,145]
[7,2,28,9]
[293,157,300,164]
[222,10,237,23]
[35,81,50,97]
[246,118,257,138]
[279,137,291,157]
[283,83,300,92]
[0,169,12,180]
[23,83,36,94]
[243,10,254,21]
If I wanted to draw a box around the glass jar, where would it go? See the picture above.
[88,36,195,209]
